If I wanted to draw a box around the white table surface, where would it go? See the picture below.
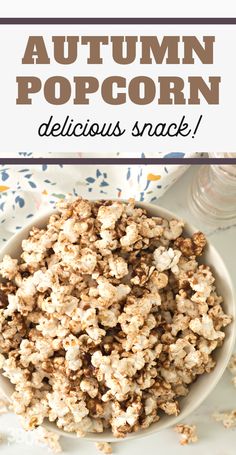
[1,165,236,455]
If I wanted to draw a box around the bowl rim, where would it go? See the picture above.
[0,200,235,442]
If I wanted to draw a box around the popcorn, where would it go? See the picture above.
[19,396,50,430]
[174,231,206,257]
[159,401,179,416]
[163,219,184,240]
[174,256,198,288]
[176,291,198,318]
[0,197,231,438]
[98,307,119,328]
[80,378,98,398]
[77,249,97,274]
[97,277,130,305]
[62,218,79,243]
[120,223,139,247]
[189,266,215,303]
[175,424,198,445]
[171,314,190,336]
[144,396,157,415]
[95,442,112,454]
[139,219,163,239]
[0,290,9,309]
[212,410,236,428]
[108,255,128,279]
[95,230,118,254]
[189,314,225,341]
[228,354,236,375]
[153,247,181,273]
[0,254,18,280]
[63,334,83,371]
[148,270,168,290]
[97,202,123,229]
[111,401,142,437]
[35,426,62,453]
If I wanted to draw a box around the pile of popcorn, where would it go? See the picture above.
[0,198,231,438]
[174,424,198,445]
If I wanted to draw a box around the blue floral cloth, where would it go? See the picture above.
[0,154,190,246]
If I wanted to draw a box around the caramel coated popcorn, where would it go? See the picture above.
[227,353,236,389]
[175,424,198,445]
[35,427,62,453]
[212,410,236,429]
[0,198,231,438]
[228,353,236,376]
[95,442,112,454]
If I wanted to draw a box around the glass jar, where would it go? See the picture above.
[189,153,236,227]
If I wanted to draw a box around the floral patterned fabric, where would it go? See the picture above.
[0,153,190,247]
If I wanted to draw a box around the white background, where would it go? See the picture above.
[0,0,236,18]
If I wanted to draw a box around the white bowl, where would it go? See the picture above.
[0,202,235,442]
